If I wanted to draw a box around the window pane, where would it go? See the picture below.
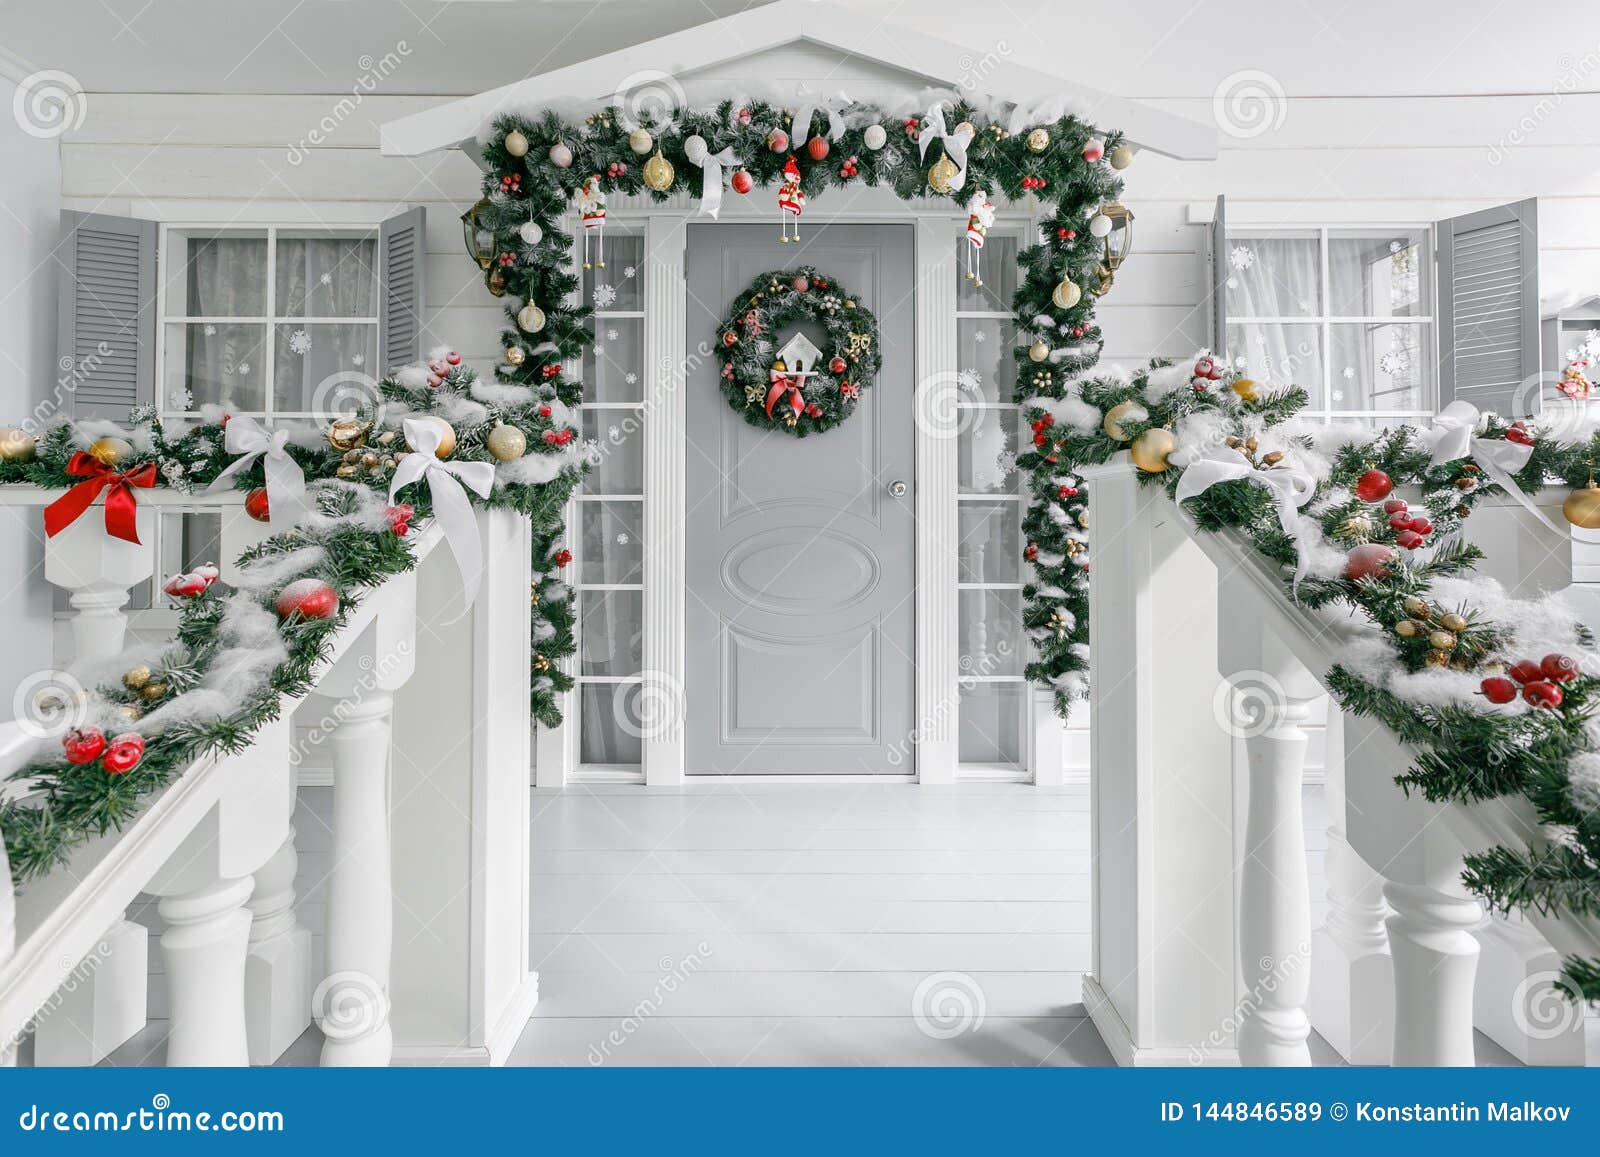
[580,683,643,765]
[959,681,1024,764]
[583,318,644,402]
[583,233,643,311]
[959,588,1024,677]
[957,408,1020,494]
[1224,232,1320,318]
[957,318,1017,403]
[272,323,378,412]
[1226,322,1323,407]
[163,322,268,411]
[579,500,643,585]
[275,236,377,317]
[1328,230,1430,319]
[166,232,268,317]
[958,500,1021,583]
[581,409,644,493]
[956,233,1018,312]
[1329,323,1431,412]
[580,589,643,677]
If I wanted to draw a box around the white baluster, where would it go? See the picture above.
[1307,706,1394,1064]
[1385,880,1482,1066]
[316,692,395,1065]
[158,877,254,1066]
[1,830,13,1067]
[42,501,155,663]
[31,915,148,1066]
[1473,911,1585,1065]
[244,831,312,1065]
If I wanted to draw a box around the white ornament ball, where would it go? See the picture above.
[518,220,543,246]
[683,134,709,165]
[1089,213,1113,239]
[863,123,887,151]
[549,142,573,168]
[628,128,653,155]
[503,129,529,158]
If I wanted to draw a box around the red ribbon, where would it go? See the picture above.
[43,453,157,544]
[765,373,805,419]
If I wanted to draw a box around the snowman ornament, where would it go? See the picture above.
[964,187,996,287]
[777,155,806,243]
[578,175,607,269]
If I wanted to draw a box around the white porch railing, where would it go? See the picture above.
[1081,459,1600,1067]
[1,492,537,1067]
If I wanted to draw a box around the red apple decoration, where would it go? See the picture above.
[245,487,271,522]
[806,136,829,161]
[163,572,211,598]
[1541,653,1580,683]
[1395,529,1424,550]
[275,577,340,621]
[1343,543,1394,581]
[1389,513,1411,530]
[445,350,462,366]
[1522,681,1564,709]
[62,727,106,765]
[1479,676,1518,705]
[730,169,753,195]
[1355,468,1394,502]
[1508,659,1543,685]
[1408,517,1433,535]
[102,733,145,775]
[1505,423,1534,446]
[1383,498,1408,514]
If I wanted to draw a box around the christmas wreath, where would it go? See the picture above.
[715,265,880,435]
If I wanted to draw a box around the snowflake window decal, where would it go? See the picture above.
[319,271,333,286]
[1378,351,1409,377]
[1228,245,1255,272]
[623,266,636,279]
[592,283,618,309]
[288,329,312,356]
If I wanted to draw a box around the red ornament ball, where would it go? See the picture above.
[731,169,753,194]
[102,733,145,775]
[1355,468,1394,502]
[1541,653,1581,683]
[792,275,810,293]
[806,136,829,161]
[1508,659,1543,685]
[445,350,462,366]
[1343,543,1394,581]
[1522,680,1564,709]
[275,578,340,621]
[1479,676,1518,705]
[805,403,823,418]
[244,487,271,523]
[62,727,106,765]
[829,356,846,374]
[767,130,789,152]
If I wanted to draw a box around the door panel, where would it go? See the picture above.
[685,224,915,775]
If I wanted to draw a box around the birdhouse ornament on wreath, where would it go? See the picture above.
[716,265,881,436]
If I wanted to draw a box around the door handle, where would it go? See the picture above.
[887,479,909,498]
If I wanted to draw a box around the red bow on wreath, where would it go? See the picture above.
[765,370,806,419]
[43,452,158,544]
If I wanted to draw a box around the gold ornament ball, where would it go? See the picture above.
[1028,339,1050,363]
[122,665,152,691]
[1429,630,1458,651]
[1564,484,1600,529]
[642,150,675,192]
[503,129,529,158]
[1052,279,1082,310]
[486,422,527,462]
[504,345,527,366]
[327,418,369,452]
[407,414,456,459]
[0,427,37,462]
[1425,649,1451,668]
[140,682,168,702]
[517,303,546,333]
[628,128,654,155]
[1395,619,1421,638]
[1230,378,1259,403]
[1403,595,1432,619]
[1102,400,1144,442]
[1108,143,1134,170]
[1129,427,1178,473]
[88,436,133,466]
[1025,127,1050,153]
[1440,612,1469,633]
[927,153,961,193]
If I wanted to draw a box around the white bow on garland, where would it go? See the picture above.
[1175,445,1319,592]
[917,102,969,191]
[790,89,849,147]
[695,145,740,219]
[389,417,497,623]
[1424,400,1561,534]
[204,414,307,524]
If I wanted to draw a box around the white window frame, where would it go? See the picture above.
[1223,223,1436,423]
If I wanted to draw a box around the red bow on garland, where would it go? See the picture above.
[765,372,806,419]
[43,453,158,544]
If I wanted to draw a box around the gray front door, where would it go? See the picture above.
[685,223,915,775]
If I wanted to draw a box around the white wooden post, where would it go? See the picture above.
[0,824,13,1067]
[156,877,255,1066]
[1307,704,1395,1065]
[1218,622,1315,1067]
[244,829,313,1065]
[1473,911,1586,1065]
[30,916,148,1066]
[42,500,156,662]
[1078,461,1238,1064]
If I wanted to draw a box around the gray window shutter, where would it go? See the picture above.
[379,206,426,370]
[56,211,157,421]
[1436,199,1540,415]
[1207,194,1227,356]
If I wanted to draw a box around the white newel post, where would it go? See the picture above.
[42,499,156,662]
[1078,462,1238,1065]
[244,828,313,1065]
[1307,704,1394,1065]
[1217,620,1315,1067]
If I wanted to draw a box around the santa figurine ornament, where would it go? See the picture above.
[964,187,995,286]
[777,155,806,243]
[578,175,607,269]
